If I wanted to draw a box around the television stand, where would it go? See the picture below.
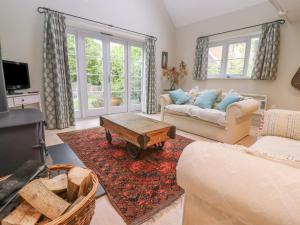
[7,90,23,95]
[7,92,42,111]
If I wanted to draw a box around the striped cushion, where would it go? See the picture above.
[261,109,300,141]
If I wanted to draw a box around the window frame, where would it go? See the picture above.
[66,29,82,118]
[66,26,145,118]
[207,34,260,80]
[128,43,145,111]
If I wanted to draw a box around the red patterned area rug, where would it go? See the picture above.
[58,127,193,225]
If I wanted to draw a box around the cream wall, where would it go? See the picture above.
[0,0,175,104]
[175,2,300,111]
[1,1,300,111]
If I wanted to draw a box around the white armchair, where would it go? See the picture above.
[177,141,300,225]
[177,109,300,225]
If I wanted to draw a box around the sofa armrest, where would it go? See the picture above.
[159,94,173,107]
[226,99,259,119]
[177,141,300,225]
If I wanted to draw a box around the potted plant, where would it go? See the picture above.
[163,61,188,90]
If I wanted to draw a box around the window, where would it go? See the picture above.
[110,42,125,106]
[66,34,79,111]
[130,46,143,104]
[207,35,260,79]
[85,38,104,109]
[66,29,144,118]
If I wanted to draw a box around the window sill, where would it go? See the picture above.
[208,75,252,80]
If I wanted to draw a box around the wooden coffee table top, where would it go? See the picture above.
[100,113,173,135]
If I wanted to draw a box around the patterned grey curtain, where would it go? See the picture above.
[43,12,75,129]
[252,22,280,80]
[192,37,209,80]
[143,37,157,114]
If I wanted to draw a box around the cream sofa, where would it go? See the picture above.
[159,94,259,144]
[177,109,300,225]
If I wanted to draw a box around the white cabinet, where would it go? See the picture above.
[7,93,42,111]
[7,97,14,108]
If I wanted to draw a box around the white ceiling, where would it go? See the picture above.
[269,0,300,22]
[163,0,268,27]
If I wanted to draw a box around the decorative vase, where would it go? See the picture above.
[112,96,122,106]
[170,81,176,90]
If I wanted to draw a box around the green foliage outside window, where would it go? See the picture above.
[208,38,259,77]
[67,35,78,83]
[67,34,143,109]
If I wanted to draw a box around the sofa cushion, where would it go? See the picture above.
[169,89,191,105]
[217,90,241,111]
[164,104,194,116]
[251,136,300,162]
[187,86,200,101]
[164,104,226,126]
[189,107,226,126]
[261,109,300,141]
[194,90,220,109]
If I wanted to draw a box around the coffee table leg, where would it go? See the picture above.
[105,129,112,144]
[154,142,165,151]
[127,142,141,159]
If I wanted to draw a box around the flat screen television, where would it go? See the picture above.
[2,60,30,95]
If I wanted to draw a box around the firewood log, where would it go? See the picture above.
[36,217,51,225]
[66,196,85,213]
[18,180,70,220]
[39,174,67,193]
[1,201,42,225]
[67,167,91,202]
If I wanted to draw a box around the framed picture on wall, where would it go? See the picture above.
[161,51,168,69]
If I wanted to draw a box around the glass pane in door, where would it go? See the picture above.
[110,42,125,107]
[67,34,79,111]
[85,38,104,109]
[130,46,143,105]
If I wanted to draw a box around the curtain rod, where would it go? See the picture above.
[37,7,157,41]
[198,19,285,39]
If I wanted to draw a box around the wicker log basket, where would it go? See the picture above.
[1,164,99,225]
[46,164,98,225]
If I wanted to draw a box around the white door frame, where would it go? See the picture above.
[79,31,108,117]
[107,38,128,114]
[127,42,144,112]
[67,27,145,118]
[66,28,82,119]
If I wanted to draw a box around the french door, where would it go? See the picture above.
[67,29,144,118]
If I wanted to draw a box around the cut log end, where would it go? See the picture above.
[67,167,91,202]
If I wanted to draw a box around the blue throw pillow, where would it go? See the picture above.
[194,90,219,109]
[217,91,241,111]
[169,89,190,105]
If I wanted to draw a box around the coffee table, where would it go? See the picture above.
[100,113,176,158]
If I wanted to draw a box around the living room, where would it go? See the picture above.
[1,0,300,225]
